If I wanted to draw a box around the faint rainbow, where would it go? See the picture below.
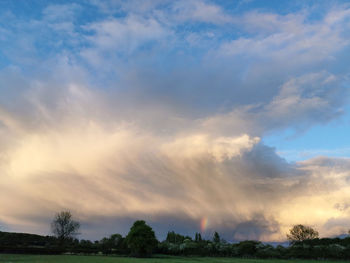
[200,217,208,232]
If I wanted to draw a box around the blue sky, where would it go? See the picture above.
[265,111,350,161]
[1,0,350,242]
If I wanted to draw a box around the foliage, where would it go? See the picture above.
[125,220,158,257]
[166,231,191,244]
[236,240,260,257]
[3,254,349,263]
[195,232,202,242]
[99,233,128,254]
[213,232,220,243]
[287,224,319,243]
[5,221,350,259]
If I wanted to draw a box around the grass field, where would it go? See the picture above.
[0,255,348,263]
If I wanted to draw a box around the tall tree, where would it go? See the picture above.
[195,232,202,242]
[213,231,220,243]
[51,211,80,243]
[125,220,158,257]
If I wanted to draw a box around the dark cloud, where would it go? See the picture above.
[231,215,280,241]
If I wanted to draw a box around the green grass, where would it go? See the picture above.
[0,255,349,263]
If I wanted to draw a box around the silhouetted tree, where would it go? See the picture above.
[213,231,220,243]
[125,220,158,257]
[99,233,125,254]
[237,240,260,256]
[287,224,319,243]
[51,211,80,244]
[195,232,202,242]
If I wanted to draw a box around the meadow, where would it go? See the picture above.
[0,255,348,263]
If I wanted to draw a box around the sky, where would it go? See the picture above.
[0,0,350,242]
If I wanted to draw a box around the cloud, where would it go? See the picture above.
[161,134,259,162]
[231,215,281,241]
[1,76,349,241]
[80,14,171,68]
[89,0,233,25]
[89,0,168,15]
[171,0,233,24]
[83,15,169,52]
[42,3,80,22]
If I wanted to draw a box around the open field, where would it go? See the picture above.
[0,255,348,263]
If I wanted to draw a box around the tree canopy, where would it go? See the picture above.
[213,232,220,243]
[287,224,319,243]
[125,220,158,257]
[51,211,80,243]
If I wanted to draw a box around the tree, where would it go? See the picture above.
[287,224,319,243]
[166,231,187,244]
[51,211,80,244]
[125,220,158,257]
[195,232,202,242]
[213,231,220,243]
[109,233,123,247]
[100,233,124,254]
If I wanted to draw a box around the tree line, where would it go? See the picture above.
[1,210,350,259]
